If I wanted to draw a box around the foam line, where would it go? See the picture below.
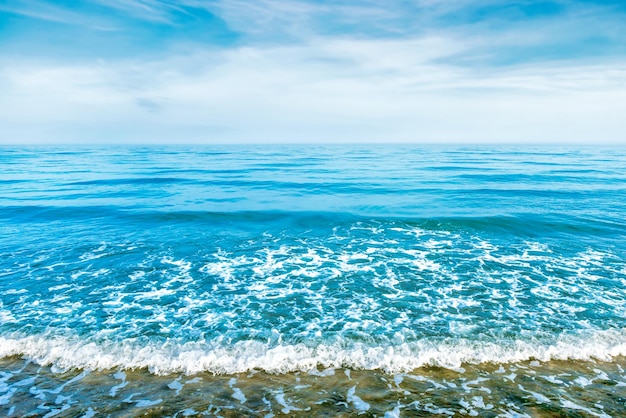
[1,329,625,375]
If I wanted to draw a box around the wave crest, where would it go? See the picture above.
[2,330,625,375]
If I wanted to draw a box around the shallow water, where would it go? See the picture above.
[1,357,625,417]
[1,145,626,416]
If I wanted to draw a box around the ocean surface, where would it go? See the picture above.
[1,145,625,417]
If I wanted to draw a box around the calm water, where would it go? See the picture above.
[1,145,626,416]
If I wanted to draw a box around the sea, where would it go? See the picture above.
[1,145,625,417]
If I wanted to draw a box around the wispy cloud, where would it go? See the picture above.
[2,34,625,143]
[89,0,192,24]
[0,0,117,29]
[1,0,625,143]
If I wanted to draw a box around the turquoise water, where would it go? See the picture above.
[1,145,626,416]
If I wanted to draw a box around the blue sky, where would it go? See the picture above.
[1,0,625,143]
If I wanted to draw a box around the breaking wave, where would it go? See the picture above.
[3,329,626,375]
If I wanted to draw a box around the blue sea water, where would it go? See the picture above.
[1,145,626,415]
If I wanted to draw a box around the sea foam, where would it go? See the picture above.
[1,329,625,375]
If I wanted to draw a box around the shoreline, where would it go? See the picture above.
[2,355,625,416]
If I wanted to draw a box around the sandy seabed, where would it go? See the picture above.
[1,356,625,417]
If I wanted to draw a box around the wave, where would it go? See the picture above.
[66,177,192,186]
[2,206,624,237]
[2,329,625,375]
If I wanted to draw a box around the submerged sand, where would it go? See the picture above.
[1,356,625,416]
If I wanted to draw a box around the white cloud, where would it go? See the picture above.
[0,0,117,29]
[89,0,185,23]
[2,36,625,144]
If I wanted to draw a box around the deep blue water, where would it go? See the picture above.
[1,145,626,375]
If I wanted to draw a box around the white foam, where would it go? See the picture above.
[459,399,478,416]
[80,407,96,418]
[499,409,531,418]
[347,385,370,413]
[134,398,162,408]
[109,371,127,397]
[200,261,234,282]
[49,284,72,292]
[560,399,611,418]
[542,375,565,385]
[229,378,246,404]
[472,396,492,409]
[308,367,335,377]
[384,405,401,418]
[518,385,550,404]
[275,389,301,414]
[168,378,183,395]
[423,403,455,415]
[3,288,26,295]
[1,328,625,375]
[462,377,489,392]
[0,310,17,323]
[128,271,145,281]
[133,288,175,300]
[593,369,610,381]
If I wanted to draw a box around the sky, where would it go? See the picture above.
[0,0,625,144]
